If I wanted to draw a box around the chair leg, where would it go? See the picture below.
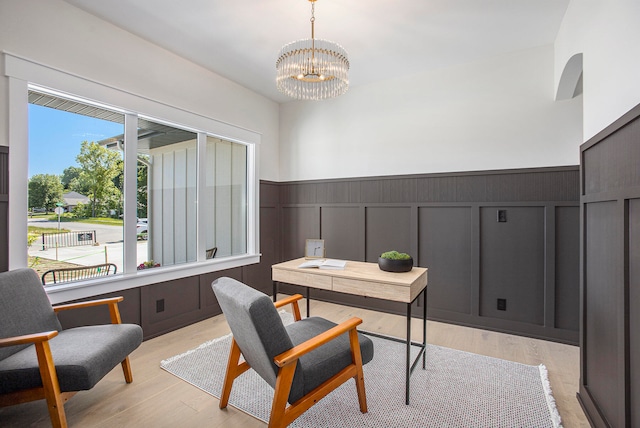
[269,363,296,428]
[34,341,67,428]
[349,329,368,413]
[121,357,134,383]
[220,338,250,409]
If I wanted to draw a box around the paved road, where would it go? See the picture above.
[28,218,124,244]
[27,218,148,269]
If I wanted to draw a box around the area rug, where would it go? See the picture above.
[161,313,562,427]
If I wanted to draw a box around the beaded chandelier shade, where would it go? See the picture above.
[276,0,349,100]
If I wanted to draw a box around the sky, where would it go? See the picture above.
[28,104,124,178]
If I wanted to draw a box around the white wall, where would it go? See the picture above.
[555,0,640,140]
[279,45,583,182]
[0,0,280,181]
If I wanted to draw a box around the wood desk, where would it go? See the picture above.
[272,257,428,404]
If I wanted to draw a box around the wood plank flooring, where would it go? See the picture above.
[0,298,589,427]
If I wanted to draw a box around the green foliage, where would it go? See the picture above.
[79,217,123,226]
[27,232,38,247]
[380,250,411,260]
[61,166,81,190]
[28,174,64,212]
[137,159,149,218]
[75,141,122,217]
[72,202,93,219]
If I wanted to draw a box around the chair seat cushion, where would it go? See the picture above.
[285,317,374,403]
[0,324,143,394]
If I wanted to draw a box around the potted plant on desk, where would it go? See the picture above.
[378,250,413,272]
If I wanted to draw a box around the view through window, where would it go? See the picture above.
[28,89,251,286]
[28,92,125,283]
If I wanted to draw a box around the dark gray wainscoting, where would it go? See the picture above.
[56,182,282,340]
[578,103,640,428]
[276,167,580,344]
[13,170,579,346]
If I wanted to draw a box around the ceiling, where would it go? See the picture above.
[63,0,569,104]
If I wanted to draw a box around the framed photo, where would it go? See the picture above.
[305,239,325,259]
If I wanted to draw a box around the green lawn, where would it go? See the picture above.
[28,225,71,234]
[29,214,123,226]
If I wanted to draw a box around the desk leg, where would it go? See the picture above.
[422,288,427,369]
[306,287,310,317]
[406,301,412,405]
[272,281,277,302]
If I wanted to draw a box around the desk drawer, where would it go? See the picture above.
[333,277,411,303]
[272,269,333,290]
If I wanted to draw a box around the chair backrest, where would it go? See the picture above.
[212,277,293,389]
[206,247,217,259]
[0,269,62,360]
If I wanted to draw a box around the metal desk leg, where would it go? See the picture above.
[406,301,412,405]
[423,288,427,369]
[306,287,310,317]
[272,281,277,302]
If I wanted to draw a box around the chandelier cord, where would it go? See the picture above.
[310,1,315,71]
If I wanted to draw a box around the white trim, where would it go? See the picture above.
[4,52,262,144]
[7,76,28,270]
[45,254,261,305]
[196,132,207,262]
[123,113,139,273]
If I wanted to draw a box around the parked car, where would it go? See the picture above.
[136,218,148,239]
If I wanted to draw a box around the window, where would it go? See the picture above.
[4,53,260,303]
[17,80,258,295]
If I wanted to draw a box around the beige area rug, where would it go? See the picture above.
[161,313,562,427]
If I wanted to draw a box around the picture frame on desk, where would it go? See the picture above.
[305,239,325,259]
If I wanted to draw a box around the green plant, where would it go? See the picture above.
[27,232,39,247]
[380,250,411,260]
[137,260,160,270]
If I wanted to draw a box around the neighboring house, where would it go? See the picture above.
[62,191,89,212]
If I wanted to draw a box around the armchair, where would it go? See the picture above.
[0,268,143,428]
[212,277,374,428]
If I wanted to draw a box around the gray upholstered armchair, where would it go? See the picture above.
[0,268,143,428]
[212,277,374,428]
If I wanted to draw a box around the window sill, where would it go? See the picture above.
[45,254,261,305]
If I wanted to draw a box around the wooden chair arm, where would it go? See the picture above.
[53,296,125,324]
[0,331,58,347]
[53,296,124,311]
[273,294,303,309]
[273,317,363,367]
[274,294,303,321]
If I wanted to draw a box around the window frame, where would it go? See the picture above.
[6,53,260,305]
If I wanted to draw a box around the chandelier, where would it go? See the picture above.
[276,0,349,100]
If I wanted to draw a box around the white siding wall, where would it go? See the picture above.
[150,141,197,266]
[207,139,247,258]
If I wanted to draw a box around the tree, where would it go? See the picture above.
[75,141,121,217]
[60,166,81,190]
[28,174,64,212]
[137,157,149,218]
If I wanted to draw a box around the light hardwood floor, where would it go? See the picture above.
[0,298,589,427]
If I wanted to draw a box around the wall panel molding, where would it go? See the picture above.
[276,166,580,344]
[579,102,640,427]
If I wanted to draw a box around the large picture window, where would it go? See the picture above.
[22,85,257,293]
